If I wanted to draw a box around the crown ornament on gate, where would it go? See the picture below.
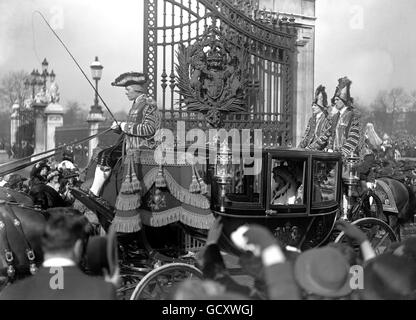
[176,26,249,128]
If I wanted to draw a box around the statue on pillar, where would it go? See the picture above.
[49,81,60,103]
[34,86,50,104]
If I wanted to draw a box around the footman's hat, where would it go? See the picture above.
[313,85,328,112]
[111,72,148,87]
[331,76,353,106]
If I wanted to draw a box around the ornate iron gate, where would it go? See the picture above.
[143,0,297,146]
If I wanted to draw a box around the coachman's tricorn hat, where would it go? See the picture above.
[331,76,353,106]
[111,72,148,87]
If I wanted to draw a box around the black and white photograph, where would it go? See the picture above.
[0,0,415,304]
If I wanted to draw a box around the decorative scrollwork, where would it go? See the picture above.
[274,222,303,247]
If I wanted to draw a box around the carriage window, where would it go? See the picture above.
[312,160,338,204]
[270,159,306,206]
[225,160,261,204]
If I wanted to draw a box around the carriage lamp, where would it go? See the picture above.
[214,144,232,212]
[342,154,361,218]
[343,154,360,186]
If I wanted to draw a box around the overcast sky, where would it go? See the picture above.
[315,0,416,105]
[0,0,415,112]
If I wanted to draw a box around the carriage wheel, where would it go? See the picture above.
[350,192,386,222]
[130,263,203,300]
[335,217,397,256]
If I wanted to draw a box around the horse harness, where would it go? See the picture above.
[0,200,37,281]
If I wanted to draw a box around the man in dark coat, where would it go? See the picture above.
[0,210,116,300]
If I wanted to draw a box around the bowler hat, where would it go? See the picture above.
[294,247,352,298]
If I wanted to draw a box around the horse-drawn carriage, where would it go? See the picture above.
[0,145,403,299]
[70,144,399,299]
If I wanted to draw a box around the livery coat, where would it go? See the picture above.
[298,113,332,150]
[328,107,362,158]
[123,94,161,150]
[96,94,161,167]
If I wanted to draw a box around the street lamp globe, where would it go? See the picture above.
[49,70,56,82]
[41,58,49,73]
[90,56,103,81]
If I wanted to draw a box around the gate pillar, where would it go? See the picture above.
[10,101,20,147]
[32,102,47,155]
[87,106,105,161]
[45,102,64,152]
[259,0,316,145]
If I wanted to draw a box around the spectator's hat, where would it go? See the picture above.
[61,169,79,180]
[62,149,74,162]
[47,170,60,181]
[4,173,27,188]
[331,76,353,106]
[37,160,50,171]
[360,254,416,300]
[294,247,352,298]
[111,72,148,88]
[58,160,76,171]
[313,85,328,112]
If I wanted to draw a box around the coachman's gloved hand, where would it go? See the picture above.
[110,121,126,134]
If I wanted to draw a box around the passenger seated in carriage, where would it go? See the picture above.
[270,161,305,205]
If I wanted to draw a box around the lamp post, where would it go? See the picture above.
[24,59,56,100]
[25,58,55,155]
[90,56,104,112]
[41,58,49,89]
[87,56,105,161]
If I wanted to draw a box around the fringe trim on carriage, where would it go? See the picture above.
[112,210,142,233]
[141,167,210,209]
[113,151,142,232]
[140,206,214,230]
[155,164,167,188]
[194,165,208,195]
[189,164,201,193]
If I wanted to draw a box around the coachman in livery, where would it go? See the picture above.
[88,72,161,232]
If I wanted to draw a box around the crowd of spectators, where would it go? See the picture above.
[390,133,416,158]
[0,150,81,205]
[172,220,416,300]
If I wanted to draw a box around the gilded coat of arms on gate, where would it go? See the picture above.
[176,26,249,127]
